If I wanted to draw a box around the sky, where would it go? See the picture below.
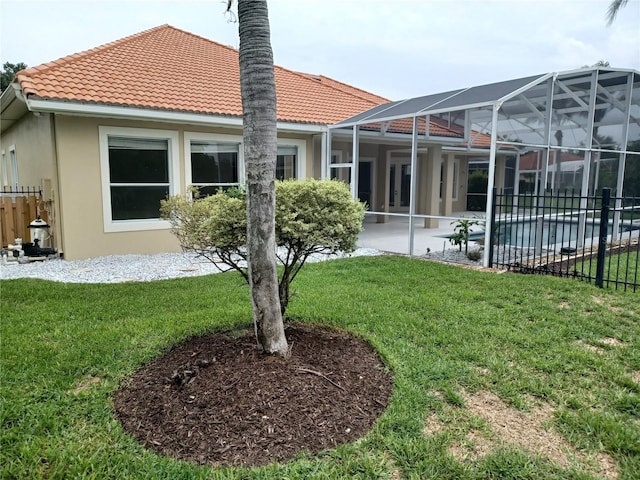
[1,0,639,100]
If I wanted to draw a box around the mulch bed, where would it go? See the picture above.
[113,324,393,467]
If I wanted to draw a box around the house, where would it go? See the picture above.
[1,25,393,259]
[3,25,637,262]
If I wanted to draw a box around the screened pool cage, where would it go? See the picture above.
[325,67,640,267]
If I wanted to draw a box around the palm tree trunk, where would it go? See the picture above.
[237,0,288,355]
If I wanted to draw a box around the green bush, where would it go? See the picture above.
[161,179,365,316]
[450,216,482,255]
[466,249,482,261]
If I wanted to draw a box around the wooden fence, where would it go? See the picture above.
[0,188,49,248]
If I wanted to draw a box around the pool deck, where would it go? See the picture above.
[357,212,486,256]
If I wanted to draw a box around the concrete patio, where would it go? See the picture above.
[357,212,486,256]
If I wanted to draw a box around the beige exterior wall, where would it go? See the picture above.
[0,112,56,189]
[53,115,318,260]
[39,111,498,259]
[0,112,63,248]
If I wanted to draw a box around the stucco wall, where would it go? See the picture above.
[0,112,56,189]
[0,112,63,248]
[53,115,317,259]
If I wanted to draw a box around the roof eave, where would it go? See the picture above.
[0,83,29,133]
[24,98,328,133]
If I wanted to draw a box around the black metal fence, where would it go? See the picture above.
[488,187,640,292]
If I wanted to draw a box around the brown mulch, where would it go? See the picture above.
[113,324,393,467]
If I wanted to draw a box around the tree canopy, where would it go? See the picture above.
[1,62,27,93]
[161,179,365,317]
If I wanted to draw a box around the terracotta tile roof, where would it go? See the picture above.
[295,73,390,104]
[15,25,387,125]
[11,23,511,152]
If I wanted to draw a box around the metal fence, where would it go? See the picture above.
[488,187,640,292]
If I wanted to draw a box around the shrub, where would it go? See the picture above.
[161,179,365,316]
[450,216,483,255]
[466,249,482,262]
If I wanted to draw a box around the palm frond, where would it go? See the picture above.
[606,0,629,25]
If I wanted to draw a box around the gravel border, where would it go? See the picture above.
[0,249,382,284]
[0,245,505,284]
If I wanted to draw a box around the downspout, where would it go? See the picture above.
[49,113,65,256]
[13,83,65,255]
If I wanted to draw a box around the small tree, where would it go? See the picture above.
[161,179,365,317]
[450,216,482,256]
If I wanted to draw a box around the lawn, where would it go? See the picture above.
[1,255,639,479]
[575,251,639,291]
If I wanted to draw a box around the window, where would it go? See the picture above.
[99,127,179,232]
[1,150,7,187]
[277,139,305,179]
[276,145,297,180]
[185,133,305,193]
[108,137,169,220]
[190,141,239,195]
[9,146,18,189]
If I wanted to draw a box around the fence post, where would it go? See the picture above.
[595,188,611,288]
[488,187,497,268]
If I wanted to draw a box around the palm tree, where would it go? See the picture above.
[235,0,288,355]
[606,0,629,25]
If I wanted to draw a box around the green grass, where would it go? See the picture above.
[2,256,639,479]
[575,251,639,289]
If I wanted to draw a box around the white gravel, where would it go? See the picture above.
[423,248,483,266]
[0,245,507,284]
[0,249,382,284]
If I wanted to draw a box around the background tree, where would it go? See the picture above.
[1,62,27,93]
[606,0,629,24]
[235,0,286,355]
[161,179,365,317]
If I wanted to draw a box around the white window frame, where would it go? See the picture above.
[99,126,180,233]
[9,145,18,190]
[1,150,7,187]
[185,132,306,190]
[184,132,244,194]
[276,138,306,180]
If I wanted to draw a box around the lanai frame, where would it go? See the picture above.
[326,67,640,266]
